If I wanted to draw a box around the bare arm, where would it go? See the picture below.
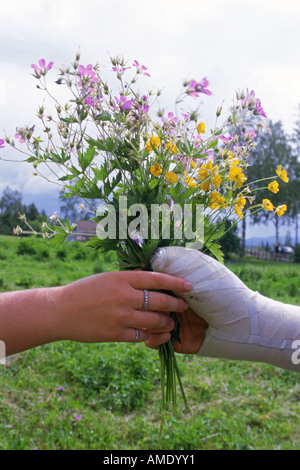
[0,270,192,357]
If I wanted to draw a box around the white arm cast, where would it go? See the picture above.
[151,246,300,372]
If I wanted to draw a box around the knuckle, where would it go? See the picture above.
[158,295,169,310]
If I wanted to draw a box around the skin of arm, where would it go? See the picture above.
[0,270,192,357]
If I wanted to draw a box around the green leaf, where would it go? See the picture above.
[205,241,224,263]
[78,145,95,172]
[96,112,111,121]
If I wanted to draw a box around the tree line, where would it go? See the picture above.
[241,113,300,249]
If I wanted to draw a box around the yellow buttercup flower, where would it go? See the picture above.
[236,195,246,208]
[276,165,288,183]
[212,172,222,189]
[234,195,246,219]
[190,159,197,169]
[262,199,274,211]
[234,204,244,219]
[146,135,161,152]
[228,164,247,188]
[275,204,287,217]
[196,122,205,134]
[209,191,226,210]
[185,175,197,188]
[166,141,178,154]
[165,171,178,184]
[268,180,279,194]
[150,162,162,177]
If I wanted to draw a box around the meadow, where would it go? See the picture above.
[0,234,299,450]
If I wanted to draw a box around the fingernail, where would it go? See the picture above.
[184,281,192,290]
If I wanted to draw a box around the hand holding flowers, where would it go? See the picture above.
[0,52,289,414]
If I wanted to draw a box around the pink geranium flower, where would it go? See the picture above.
[132,60,150,77]
[31,59,54,77]
[186,78,212,97]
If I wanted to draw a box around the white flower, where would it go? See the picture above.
[49,211,58,221]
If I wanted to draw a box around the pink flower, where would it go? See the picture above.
[0,139,5,149]
[186,78,212,97]
[115,95,135,111]
[220,135,233,144]
[243,90,267,118]
[132,60,150,77]
[15,129,25,143]
[77,64,99,84]
[31,59,54,77]
[242,129,257,140]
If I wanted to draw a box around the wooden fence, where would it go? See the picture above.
[245,248,294,262]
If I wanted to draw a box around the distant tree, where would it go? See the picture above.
[59,189,93,222]
[0,186,23,214]
[247,121,300,245]
[219,219,242,259]
[25,202,39,221]
[0,187,43,235]
[291,104,300,245]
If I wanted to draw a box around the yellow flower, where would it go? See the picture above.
[262,199,274,211]
[275,204,287,217]
[190,159,197,169]
[276,165,289,183]
[209,191,227,210]
[166,141,178,154]
[146,135,161,152]
[196,122,205,134]
[212,172,222,189]
[236,194,246,208]
[234,204,244,219]
[150,163,162,177]
[268,180,279,194]
[185,175,197,188]
[198,161,213,180]
[165,171,178,184]
[228,164,247,188]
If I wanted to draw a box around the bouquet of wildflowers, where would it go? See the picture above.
[2,53,289,414]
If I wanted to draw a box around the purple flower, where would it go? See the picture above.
[132,60,150,77]
[115,95,135,111]
[243,90,267,118]
[242,129,257,141]
[0,139,5,149]
[74,414,82,421]
[220,135,233,144]
[78,64,99,84]
[57,386,64,391]
[254,98,267,118]
[31,59,54,77]
[15,129,25,143]
[186,78,212,97]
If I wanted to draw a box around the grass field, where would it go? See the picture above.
[0,235,299,450]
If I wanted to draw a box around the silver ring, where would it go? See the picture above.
[134,329,141,342]
[142,289,149,312]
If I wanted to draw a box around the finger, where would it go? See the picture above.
[131,310,175,331]
[145,332,171,350]
[126,271,192,293]
[116,327,150,343]
[137,290,188,313]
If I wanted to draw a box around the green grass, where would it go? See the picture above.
[0,235,299,450]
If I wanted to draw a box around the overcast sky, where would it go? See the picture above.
[0,0,299,239]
